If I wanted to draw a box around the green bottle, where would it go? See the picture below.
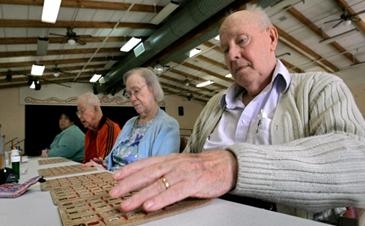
[11,149,20,180]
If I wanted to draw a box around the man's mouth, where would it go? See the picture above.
[234,63,250,74]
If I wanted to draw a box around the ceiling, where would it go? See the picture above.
[0,0,364,103]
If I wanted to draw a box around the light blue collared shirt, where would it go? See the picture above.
[204,60,291,149]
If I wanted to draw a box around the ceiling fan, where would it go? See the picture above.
[50,65,75,77]
[152,62,171,76]
[323,9,365,28]
[49,27,92,45]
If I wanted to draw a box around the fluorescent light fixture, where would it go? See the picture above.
[41,0,62,24]
[31,64,45,76]
[189,48,201,58]
[319,28,358,44]
[196,80,214,88]
[89,74,102,83]
[30,81,36,89]
[225,73,232,78]
[150,2,179,25]
[120,37,142,52]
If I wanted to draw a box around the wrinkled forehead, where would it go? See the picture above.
[126,73,146,88]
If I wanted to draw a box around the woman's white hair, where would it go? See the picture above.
[123,67,164,102]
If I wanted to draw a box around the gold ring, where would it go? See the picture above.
[161,176,170,190]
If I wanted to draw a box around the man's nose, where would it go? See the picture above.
[227,45,241,61]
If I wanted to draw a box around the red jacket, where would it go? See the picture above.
[84,116,120,163]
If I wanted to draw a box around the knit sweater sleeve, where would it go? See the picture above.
[227,73,365,212]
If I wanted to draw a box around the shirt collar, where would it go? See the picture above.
[221,59,291,109]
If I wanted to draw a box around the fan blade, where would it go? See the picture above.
[49,32,66,37]
[353,9,365,17]
[60,70,75,76]
[332,20,343,28]
[324,18,341,24]
[76,39,86,45]
[41,77,72,88]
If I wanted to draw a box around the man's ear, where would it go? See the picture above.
[268,26,278,52]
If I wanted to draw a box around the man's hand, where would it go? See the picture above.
[109,150,237,212]
[83,157,106,168]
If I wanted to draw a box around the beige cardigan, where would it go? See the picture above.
[185,71,365,213]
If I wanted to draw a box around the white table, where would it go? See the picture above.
[0,157,330,226]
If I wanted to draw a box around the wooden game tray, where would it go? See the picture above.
[58,194,210,226]
[38,164,97,177]
[42,172,210,226]
[41,172,115,204]
[38,157,71,165]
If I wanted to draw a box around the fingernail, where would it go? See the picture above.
[121,199,130,208]
[110,188,118,197]
[144,200,154,210]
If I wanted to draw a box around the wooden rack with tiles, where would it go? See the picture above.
[41,171,210,226]
[38,157,71,165]
[38,164,97,177]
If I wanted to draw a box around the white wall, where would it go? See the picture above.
[0,87,24,149]
[0,82,205,151]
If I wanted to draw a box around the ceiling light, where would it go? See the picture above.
[184,79,190,86]
[29,81,36,89]
[150,2,179,25]
[196,80,214,88]
[120,37,142,52]
[41,0,62,24]
[89,74,102,83]
[225,73,232,78]
[31,64,45,76]
[189,48,201,58]
[67,38,76,45]
[214,35,220,41]
[153,64,164,75]
[53,72,60,77]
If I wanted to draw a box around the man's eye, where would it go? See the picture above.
[238,35,249,46]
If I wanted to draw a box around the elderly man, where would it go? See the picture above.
[77,92,121,163]
[108,4,365,224]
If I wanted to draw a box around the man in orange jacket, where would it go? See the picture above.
[77,92,120,163]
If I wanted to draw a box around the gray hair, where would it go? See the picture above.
[77,92,101,109]
[123,67,164,102]
[245,3,273,29]
[220,4,273,32]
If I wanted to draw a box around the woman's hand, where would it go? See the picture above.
[41,149,48,158]
[109,150,237,212]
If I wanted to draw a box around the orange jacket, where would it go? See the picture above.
[84,116,121,163]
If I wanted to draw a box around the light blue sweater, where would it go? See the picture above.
[107,108,180,170]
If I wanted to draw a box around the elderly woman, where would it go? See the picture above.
[41,110,85,162]
[105,67,180,171]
